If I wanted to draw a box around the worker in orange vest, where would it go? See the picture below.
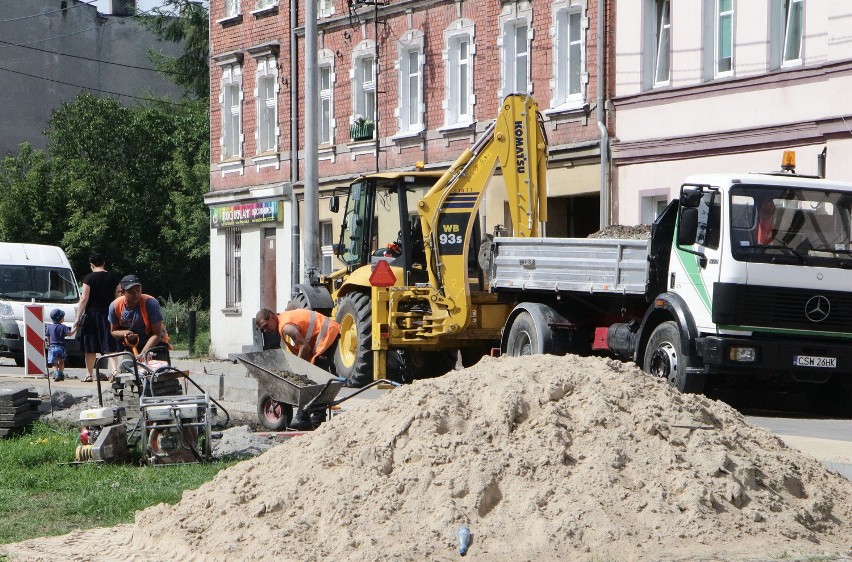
[255,303,340,368]
[255,302,342,430]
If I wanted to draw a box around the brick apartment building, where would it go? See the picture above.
[205,0,613,358]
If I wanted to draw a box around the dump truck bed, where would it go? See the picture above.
[488,237,650,295]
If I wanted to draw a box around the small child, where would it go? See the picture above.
[45,308,76,382]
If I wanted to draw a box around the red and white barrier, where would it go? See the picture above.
[24,304,47,377]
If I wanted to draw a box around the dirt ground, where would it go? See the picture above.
[5,354,852,561]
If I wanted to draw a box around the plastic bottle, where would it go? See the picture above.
[457,525,471,556]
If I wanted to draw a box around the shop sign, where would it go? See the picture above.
[210,201,281,228]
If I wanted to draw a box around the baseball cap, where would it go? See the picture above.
[120,274,142,290]
[50,308,65,322]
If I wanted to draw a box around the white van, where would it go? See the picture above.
[0,243,81,366]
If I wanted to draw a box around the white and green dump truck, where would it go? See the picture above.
[488,164,852,412]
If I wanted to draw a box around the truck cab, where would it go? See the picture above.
[672,169,852,401]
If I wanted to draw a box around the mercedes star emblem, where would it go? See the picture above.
[805,295,830,323]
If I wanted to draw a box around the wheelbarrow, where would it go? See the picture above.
[236,348,397,431]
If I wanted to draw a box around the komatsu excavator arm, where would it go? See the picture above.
[415,94,549,336]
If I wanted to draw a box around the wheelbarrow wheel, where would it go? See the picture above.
[333,292,373,386]
[257,392,293,431]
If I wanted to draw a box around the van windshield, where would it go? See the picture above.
[0,266,79,303]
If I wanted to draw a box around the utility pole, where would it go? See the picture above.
[304,0,320,283]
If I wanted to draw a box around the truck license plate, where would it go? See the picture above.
[793,355,836,368]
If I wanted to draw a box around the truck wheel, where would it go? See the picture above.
[333,292,373,386]
[14,355,24,367]
[257,392,293,431]
[505,311,542,356]
[504,304,570,357]
[643,321,704,393]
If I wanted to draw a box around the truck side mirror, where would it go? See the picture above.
[678,208,698,245]
[681,188,703,208]
[329,196,339,213]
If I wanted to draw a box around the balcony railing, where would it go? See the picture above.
[349,120,374,141]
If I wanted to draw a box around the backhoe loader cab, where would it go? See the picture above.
[335,172,445,285]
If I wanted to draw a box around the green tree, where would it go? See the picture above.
[138,0,210,99]
[0,144,66,245]
[43,93,210,302]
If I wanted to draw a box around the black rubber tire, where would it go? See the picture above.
[257,392,293,431]
[289,293,312,310]
[505,311,543,356]
[808,379,852,417]
[14,354,24,367]
[333,292,373,386]
[397,349,457,379]
[643,321,705,393]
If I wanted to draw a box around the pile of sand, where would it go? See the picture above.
[5,354,852,561]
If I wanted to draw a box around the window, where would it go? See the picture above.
[504,21,530,93]
[224,0,239,18]
[783,0,804,64]
[255,0,276,10]
[353,53,375,122]
[715,0,734,77]
[320,65,332,144]
[319,0,334,18]
[444,19,475,127]
[256,56,278,154]
[221,64,243,159]
[397,31,424,134]
[225,228,242,309]
[320,221,335,275]
[553,3,585,108]
[641,194,670,224]
[653,0,671,86]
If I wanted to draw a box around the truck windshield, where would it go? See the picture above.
[0,265,79,303]
[729,184,852,267]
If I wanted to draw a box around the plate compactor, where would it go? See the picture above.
[74,350,227,465]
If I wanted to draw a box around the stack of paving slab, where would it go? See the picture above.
[0,388,41,437]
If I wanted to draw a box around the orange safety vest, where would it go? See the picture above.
[278,309,340,363]
[112,294,172,349]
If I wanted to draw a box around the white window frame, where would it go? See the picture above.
[223,0,240,18]
[395,30,425,135]
[640,190,671,225]
[653,0,671,87]
[351,41,376,124]
[319,49,335,145]
[254,0,276,11]
[782,0,804,66]
[551,1,587,109]
[319,0,334,18]
[714,0,734,78]
[220,63,243,160]
[255,56,278,154]
[443,19,475,128]
[499,2,533,99]
[225,227,242,309]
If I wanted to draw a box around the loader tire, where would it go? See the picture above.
[333,292,373,387]
[643,321,705,394]
[257,392,293,431]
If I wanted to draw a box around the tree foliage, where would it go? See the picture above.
[0,3,211,304]
[0,94,210,303]
[138,0,210,99]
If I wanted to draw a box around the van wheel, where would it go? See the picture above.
[257,392,293,431]
[643,321,704,393]
[333,292,373,386]
[14,355,24,367]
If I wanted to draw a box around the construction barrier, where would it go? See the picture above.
[24,304,47,377]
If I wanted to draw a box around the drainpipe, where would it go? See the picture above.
[597,0,610,229]
[290,0,300,292]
